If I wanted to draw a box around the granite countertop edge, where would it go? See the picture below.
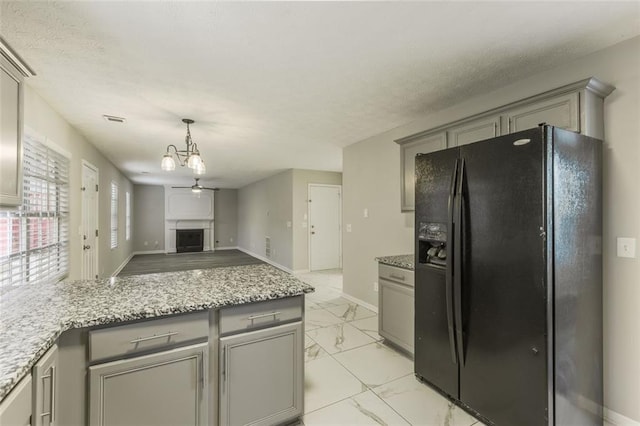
[0,263,314,401]
[375,254,415,270]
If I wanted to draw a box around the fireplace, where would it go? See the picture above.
[176,229,204,253]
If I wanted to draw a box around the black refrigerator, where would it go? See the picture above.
[414,125,603,426]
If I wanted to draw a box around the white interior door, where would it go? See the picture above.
[309,184,341,271]
[82,161,99,280]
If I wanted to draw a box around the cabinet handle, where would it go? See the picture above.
[39,365,55,421]
[129,331,179,344]
[246,312,281,322]
[199,352,205,394]
[222,345,227,385]
[389,274,405,281]
[50,365,55,422]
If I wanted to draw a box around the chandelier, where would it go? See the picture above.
[161,118,206,175]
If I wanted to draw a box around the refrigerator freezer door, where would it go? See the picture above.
[458,128,548,425]
[415,148,460,398]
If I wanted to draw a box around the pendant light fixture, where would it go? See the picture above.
[161,118,206,175]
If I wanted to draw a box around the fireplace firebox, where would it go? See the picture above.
[176,229,204,253]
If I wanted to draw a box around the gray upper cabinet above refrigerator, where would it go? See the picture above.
[395,77,614,211]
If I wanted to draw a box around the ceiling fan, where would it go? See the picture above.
[172,178,219,193]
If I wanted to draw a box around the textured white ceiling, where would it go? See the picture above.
[1,1,639,188]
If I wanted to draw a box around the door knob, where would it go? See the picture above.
[83,245,91,250]
[311,231,315,235]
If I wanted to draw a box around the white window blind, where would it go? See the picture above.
[0,135,70,293]
[125,191,131,241]
[110,182,118,248]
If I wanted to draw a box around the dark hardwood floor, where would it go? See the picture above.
[117,249,264,277]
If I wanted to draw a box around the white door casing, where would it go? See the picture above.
[308,184,342,271]
[81,161,99,280]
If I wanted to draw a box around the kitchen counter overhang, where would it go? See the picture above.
[0,263,314,400]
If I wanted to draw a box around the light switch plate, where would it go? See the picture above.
[617,237,636,258]
[346,224,352,233]
[363,208,369,218]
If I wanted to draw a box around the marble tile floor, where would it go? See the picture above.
[296,269,485,426]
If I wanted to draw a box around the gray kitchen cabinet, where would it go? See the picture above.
[395,77,614,211]
[378,264,414,355]
[219,321,303,426]
[447,114,501,147]
[32,344,58,426]
[88,342,208,426]
[505,92,578,134]
[0,51,24,206]
[398,131,446,212]
[0,374,32,426]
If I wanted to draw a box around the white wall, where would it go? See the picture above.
[342,36,640,421]
[24,85,134,279]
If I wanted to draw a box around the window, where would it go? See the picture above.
[110,182,118,248]
[125,191,131,241]
[0,134,70,293]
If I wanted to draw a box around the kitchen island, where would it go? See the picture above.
[0,263,313,425]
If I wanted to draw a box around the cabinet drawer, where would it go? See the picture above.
[379,264,414,287]
[89,311,209,362]
[219,296,303,336]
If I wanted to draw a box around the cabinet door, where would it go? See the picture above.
[33,344,58,426]
[0,56,24,206]
[220,322,303,426]
[447,115,501,147]
[89,342,208,426]
[379,278,415,354]
[506,92,579,134]
[0,374,32,426]
[398,131,446,211]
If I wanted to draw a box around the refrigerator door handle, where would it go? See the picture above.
[446,158,459,365]
[454,158,465,365]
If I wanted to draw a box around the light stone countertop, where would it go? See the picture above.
[0,264,314,400]
[375,254,415,270]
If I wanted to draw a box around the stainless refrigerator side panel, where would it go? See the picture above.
[415,148,460,399]
[552,128,603,425]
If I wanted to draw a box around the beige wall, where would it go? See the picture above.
[24,85,134,279]
[214,188,238,249]
[342,36,640,421]
[237,170,294,269]
[237,169,341,271]
[132,185,165,252]
[292,169,342,272]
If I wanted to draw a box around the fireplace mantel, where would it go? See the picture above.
[164,186,215,253]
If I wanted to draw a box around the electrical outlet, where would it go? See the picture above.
[144,241,148,246]
[363,208,369,218]
[617,237,636,258]
[373,281,378,292]
[230,237,233,243]
[286,221,292,228]
[346,224,352,233]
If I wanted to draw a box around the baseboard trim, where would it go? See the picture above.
[340,292,379,313]
[293,269,310,274]
[236,247,293,274]
[132,250,165,255]
[111,252,134,277]
[214,246,239,251]
[605,408,640,426]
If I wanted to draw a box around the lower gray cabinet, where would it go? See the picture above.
[33,344,58,426]
[0,374,32,426]
[219,321,303,426]
[379,264,415,355]
[88,342,208,426]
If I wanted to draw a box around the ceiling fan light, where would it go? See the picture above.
[191,186,202,193]
[193,161,206,175]
[161,154,176,171]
